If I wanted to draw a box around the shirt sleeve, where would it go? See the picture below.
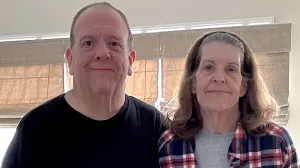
[155,111,167,139]
[158,130,184,168]
[1,115,41,168]
[281,129,299,168]
[158,130,171,168]
[1,122,23,168]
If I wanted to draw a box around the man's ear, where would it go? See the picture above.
[65,48,74,75]
[127,50,136,76]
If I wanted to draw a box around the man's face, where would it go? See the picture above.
[66,6,135,93]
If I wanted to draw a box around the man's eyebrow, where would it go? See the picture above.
[79,35,93,43]
[108,34,122,41]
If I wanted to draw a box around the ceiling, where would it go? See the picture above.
[0,0,287,36]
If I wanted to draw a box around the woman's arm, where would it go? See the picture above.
[281,129,299,168]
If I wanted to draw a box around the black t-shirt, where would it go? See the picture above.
[1,94,166,168]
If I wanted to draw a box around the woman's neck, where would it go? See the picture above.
[201,107,239,134]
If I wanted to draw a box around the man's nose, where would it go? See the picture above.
[94,42,111,60]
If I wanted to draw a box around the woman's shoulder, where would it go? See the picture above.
[158,129,190,143]
[158,130,198,167]
[158,129,177,150]
[247,122,295,149]
[158,129,191,149]
[264,122,294,144]
[158,129,194,154]
[263,122,299,166]
[254,122,297,159]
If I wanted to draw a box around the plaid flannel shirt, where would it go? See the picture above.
[158,122,299,168]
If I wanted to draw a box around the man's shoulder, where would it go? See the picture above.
[127,95,161,115]
[18,94,66,128]
[127,95,167,135]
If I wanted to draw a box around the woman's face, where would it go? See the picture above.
[193,42,247,113]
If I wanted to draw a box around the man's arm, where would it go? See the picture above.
[155,111,167,139]
[1,123,23,168]
[1,115,41,168]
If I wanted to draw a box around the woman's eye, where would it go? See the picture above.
[204,65,213,71]
[227,66,237,72]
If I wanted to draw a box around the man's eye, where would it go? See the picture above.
[109,41,119,46]
[84,40,92,47]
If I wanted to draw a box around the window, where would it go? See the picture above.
[1,17,289,165]
[0,128,16,166]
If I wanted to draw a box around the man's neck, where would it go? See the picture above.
[201,107,239,134]
[65,89,125,121]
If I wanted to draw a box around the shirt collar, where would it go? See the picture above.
[233,122,248,140]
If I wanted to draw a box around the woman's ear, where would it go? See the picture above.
[240,80,247,97]
[191,78,197,94]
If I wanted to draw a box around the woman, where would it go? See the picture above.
[158,31,299,168]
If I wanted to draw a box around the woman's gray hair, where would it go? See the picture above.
[200,32,245,62]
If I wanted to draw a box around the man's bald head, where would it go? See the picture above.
[70,2,133,50]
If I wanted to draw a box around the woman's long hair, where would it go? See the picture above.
[166,31,278,140]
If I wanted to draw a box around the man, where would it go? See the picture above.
[1,2,166,168]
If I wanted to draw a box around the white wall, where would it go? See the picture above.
[0,0,299,148]
[0,0,293,35]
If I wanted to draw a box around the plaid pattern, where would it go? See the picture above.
[158,122,299,168]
